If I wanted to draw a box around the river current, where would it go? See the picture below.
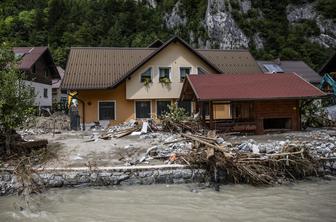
[0,179,335,222]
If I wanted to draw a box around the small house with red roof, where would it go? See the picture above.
[180,73,325,134]
[13,47,60,110]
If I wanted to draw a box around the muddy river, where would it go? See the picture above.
[0,179,335,222]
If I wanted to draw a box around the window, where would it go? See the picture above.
[157,101,171,117]
[43,88,48,98]
[140,67,152,83]
[213,103,231,120]
[159,67,171,82]
[180,67,191,82]
[135,101,151,118]
[99,101,115,120]
[178,101,192,115]
[32,64,36,73]
[263,64,284,73]
[197,67,207,75]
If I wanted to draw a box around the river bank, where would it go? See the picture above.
[0,178,335,222]
[1,127,335,195]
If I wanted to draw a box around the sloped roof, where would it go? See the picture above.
[12,47,60,79]
[62,36,261,89]
[63,47,154,89]
[257,60,321,84]
[52,67,65,89]
[13,47,48,70]
[199,49,261,74]
[182,73,325,101]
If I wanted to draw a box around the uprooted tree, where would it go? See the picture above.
[0,45,35,156]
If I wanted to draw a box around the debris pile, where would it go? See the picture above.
[160,104,200,133]
[181,131,332,185]
[22,112,70,135]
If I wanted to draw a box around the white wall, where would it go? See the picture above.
[23,80,52,107]
[126,41,216,100]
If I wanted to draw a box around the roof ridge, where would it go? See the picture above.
[70,47,154,50]
[196,48,249,52]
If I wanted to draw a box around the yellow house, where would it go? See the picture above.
[62,36,261,126]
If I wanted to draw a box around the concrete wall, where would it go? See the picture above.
[22,80,52,107]
[126,41,217,100]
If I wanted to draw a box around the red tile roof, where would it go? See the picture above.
[184,73,325,101]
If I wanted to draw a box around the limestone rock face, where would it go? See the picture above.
[205,0,249,49]
[286,3,336,48]
[160,0,333,50]
[240,0,251,14]
[164,1,186,29]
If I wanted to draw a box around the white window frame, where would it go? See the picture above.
[158,66,172,82]
[43,88,48,98]
[134,100,152,119]
[179,66,192,82]
[139,66,153,83]
[98,100,117,121]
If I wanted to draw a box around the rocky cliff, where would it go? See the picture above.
[164,0,335,49]
[0,0,334,70]
[160,0,335,69]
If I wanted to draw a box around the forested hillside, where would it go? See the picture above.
[0,0,335,71]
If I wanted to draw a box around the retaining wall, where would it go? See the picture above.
[0,165,207,195]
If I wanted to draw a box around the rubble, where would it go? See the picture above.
[21,112,70,135]
[8,113,336,187]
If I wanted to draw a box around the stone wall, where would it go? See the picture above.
[0,166,207,196]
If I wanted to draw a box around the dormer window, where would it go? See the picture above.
[180,67,191,82]
[140,67,152,83]
[159,67,171,82]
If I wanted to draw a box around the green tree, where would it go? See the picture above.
[0,46,35,155]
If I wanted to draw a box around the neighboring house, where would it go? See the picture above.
[62,36,262,126]
[52,66,67,109]
[180,73,325,134]
[257,60,321,86]
[13,47,60,110]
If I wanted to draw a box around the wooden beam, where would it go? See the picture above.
[209,100,214,129]
[200,102,205,126]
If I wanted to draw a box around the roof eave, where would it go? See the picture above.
[196,95,328,102]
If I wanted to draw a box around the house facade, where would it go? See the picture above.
[62,37,262,126]
[13,47,60,110]
[180,74,325,134]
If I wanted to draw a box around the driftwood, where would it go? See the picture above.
[181,132,322,185]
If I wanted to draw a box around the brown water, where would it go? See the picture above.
[0,179,335,222]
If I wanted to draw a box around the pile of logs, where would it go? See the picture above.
[181,132,321,185]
